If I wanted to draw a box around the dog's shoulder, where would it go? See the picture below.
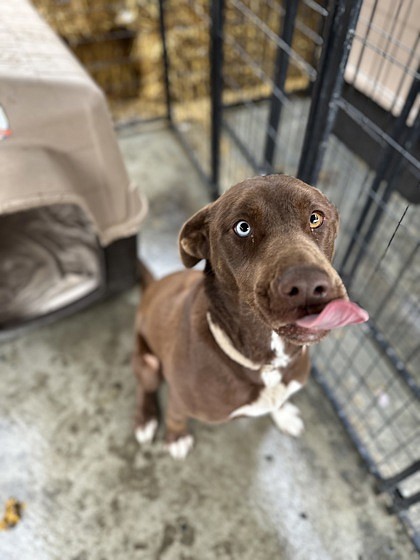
[140,269,201,306]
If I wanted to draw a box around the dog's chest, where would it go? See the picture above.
[230,333,302,418]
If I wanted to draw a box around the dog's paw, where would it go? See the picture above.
[271,402,304,437]
[166,434,194,460]
[135,419,158,445]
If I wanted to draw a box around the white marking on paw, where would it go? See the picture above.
[167,435,194,460]
[271,402,304,437]
[135,419,158,444]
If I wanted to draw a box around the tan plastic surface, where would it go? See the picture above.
[0,0,147,246]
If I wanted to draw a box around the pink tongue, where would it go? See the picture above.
[295,300,369,330]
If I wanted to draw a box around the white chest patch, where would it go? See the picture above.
[270,332,291,368]
[230,380,302,418]
[206,315,302,418]
[261,366,282,388]
[230,330,300,417]
[260,332,291,388]
[261,332,290,387]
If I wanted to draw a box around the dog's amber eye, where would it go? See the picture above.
[234,220,251,237]
[309,212,324,229]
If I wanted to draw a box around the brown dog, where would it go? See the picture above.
[132,175,368,459]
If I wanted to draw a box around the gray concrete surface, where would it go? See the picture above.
[0,122,416,560]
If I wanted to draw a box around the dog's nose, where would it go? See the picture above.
[278,266,331,307]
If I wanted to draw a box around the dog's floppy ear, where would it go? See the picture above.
[179,204,212,268]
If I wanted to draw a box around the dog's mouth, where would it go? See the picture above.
[255,276,369,344]
[273,299,369,344]
[294,299,369,330]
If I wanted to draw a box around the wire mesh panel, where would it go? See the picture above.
[197,0,420,549]
[345,0,419,121]
[164,0,213,181]
[312,0,420,546]
[219,0,325,190]
[160,0,328,196]
[315,132,420,546]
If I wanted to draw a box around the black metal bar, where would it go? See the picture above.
[231,0,317,80]
[210,0,225,199]
[389,490,420,514]
[349,0,379,86]
[333,87,420,204]
[158,0,172,123]
[172,126,215,193]
[344,183,415,287]
[315,308,420,545]
[262,0,299,172]
[336,96,420,174]
[366,0,405,107]
[412,531,420,555]
[313,364,420,551]
[104,235,138,295]
[377,460,420,493]
[365,320,420,399]
[366,242,419,327]
[340,74,420,280]
[222,119,263,174]
[297,0,363,185]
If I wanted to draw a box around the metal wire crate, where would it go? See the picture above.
[34,0,419,550]
[162,0,420,549]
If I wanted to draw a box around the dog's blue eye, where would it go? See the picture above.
[234,220,251,237]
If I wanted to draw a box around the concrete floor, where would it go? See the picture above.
[0,122,416,560]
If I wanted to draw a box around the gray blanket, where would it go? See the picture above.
[0,204,101,324]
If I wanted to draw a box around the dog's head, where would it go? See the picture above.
[179,175,367,345]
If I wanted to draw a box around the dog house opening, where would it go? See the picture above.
[0,203,103,329]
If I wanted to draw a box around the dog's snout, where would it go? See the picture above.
[278,266,331,307]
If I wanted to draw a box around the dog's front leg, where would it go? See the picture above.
[132,335,161,445]
[165,391,194,460]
